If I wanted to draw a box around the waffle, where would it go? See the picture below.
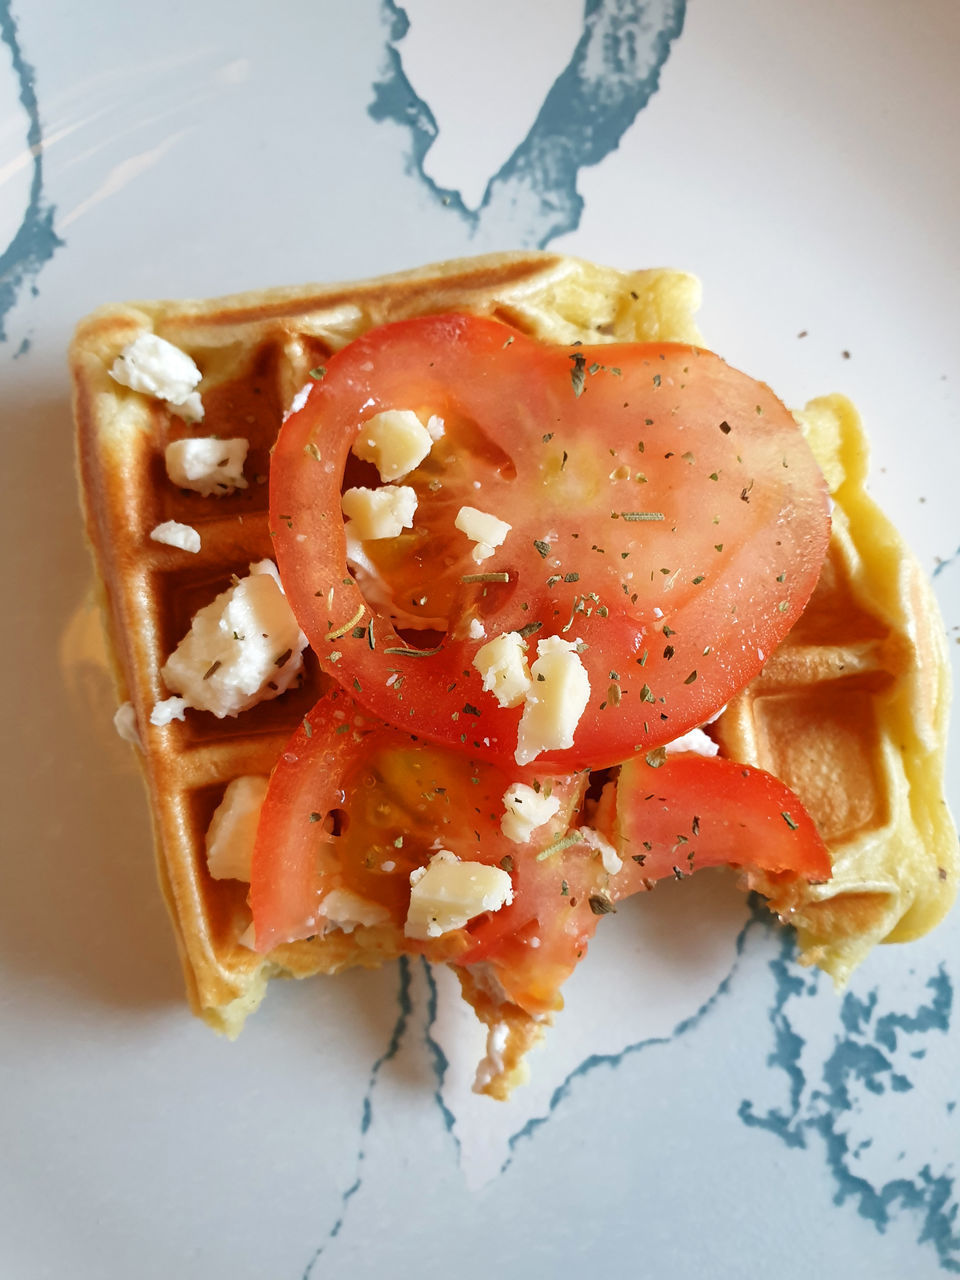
[71,252,956,1094]
[714,394,958,983]
[71,252,705,1037]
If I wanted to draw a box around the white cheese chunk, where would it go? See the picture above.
[455,505,511,563]
[112,701,141,747]
[426,415,445,442]
[664,727,719,757]
[160,559,307,718]
[165,437,249,497]
[109,333,203,413]
[467,617,486,641]
[205,775,269,881]
[149,520,201,553]
[286,383,313,418]
[501,782,561,844]
[405,850,513,941]
[167,391,204,424]
[150,695,188,726]
[352,409,437,481]
[473,631,531,708]
[321,888,391,934]
[577,825,623,875]
[515,635,590,766]
[342,485,417,540]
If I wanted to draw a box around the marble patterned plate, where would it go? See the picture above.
[2,2,958,1276]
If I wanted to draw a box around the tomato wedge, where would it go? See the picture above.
[612,752,832,893]
[271,314,830,770]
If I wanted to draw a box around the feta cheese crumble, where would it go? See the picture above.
[501,782,561,844]
[149,520,201,553]
[473,631,532,708]
[455,505,512,563]
[341,485,417,540]
[577,825,623,875]
[352,409,439,481]
[110,333,204,420]
[150,696,188,726]
[320,888,391,934]
[404,850,513,940]
[112,701,141,747]
[160,559,307,718]
[664,727,719,757]
[286,383,313,418]
[165,437,249,497]
[205,775,269,881]
[515,635,591,766]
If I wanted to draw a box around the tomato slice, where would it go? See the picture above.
[249,688,586,972]
[612,752,832,892]
[271,314,830,770]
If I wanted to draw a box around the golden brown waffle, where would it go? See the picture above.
[71,252,705,1038]
[72,253,955,1095]
[714,395,957,983]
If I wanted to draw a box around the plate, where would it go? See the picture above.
[3,2,959,1275]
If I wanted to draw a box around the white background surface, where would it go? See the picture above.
[2,2,959,1277]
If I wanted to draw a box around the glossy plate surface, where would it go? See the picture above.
[2,2,959,1275]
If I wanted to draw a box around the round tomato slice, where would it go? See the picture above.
[249,687,586,963]
[271,313,830,771]
[612,752,832,892]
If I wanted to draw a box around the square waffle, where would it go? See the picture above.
[72,252,956,1095]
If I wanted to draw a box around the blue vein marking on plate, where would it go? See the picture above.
[499,897,766,1175]
[421,958,460,1147]
[933,547,960,578]
[740,933,959,1272]
[0,0,63,342]
[301,957,413,1280]
[369,0,686,249]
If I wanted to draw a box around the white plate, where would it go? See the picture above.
[3,2,959,1276]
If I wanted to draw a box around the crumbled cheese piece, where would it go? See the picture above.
[577,825,623,875]
[160,559,307,718]
[341,485,417,540]
[168,391,204,424]
[426,415,445,441]
[205,775,269,881]
[150,696,188,726]
[112,701,141,747]
[321,888,391,933]
[352,409,437,481]
[467,617,486,641]
[149,520,201,553]
[286,383,312,418]
[109,333,203,416]
[515,635,590,766]
[501,782,561,844]
[473,631,532,708]
[165,437,249,497]
[455,506,511,563]
[405,850,513,940]
[474,1021,510,1092]
[664,727,719,757]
